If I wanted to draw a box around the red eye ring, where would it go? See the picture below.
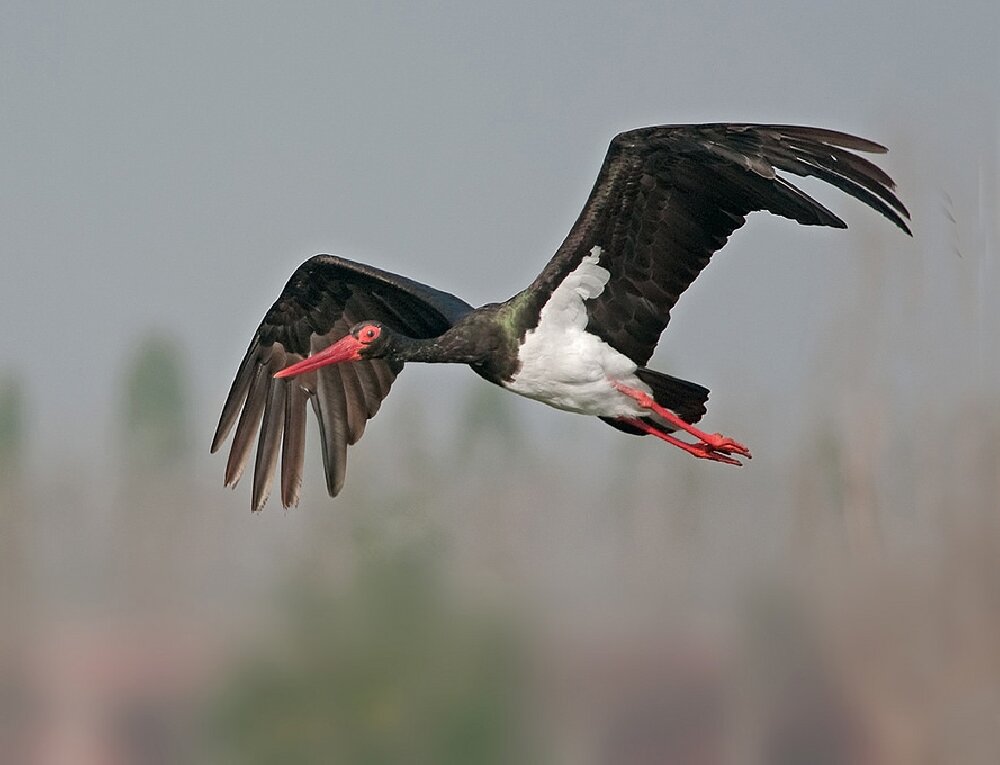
[357,325,380,344]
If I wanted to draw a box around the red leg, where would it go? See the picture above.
[612,380,752,459]
[620,418,744,466]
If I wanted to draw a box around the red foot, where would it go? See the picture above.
[675,437,745,466]
[698,433,752,459]
[620,418,744,466]
[612,378,752,461]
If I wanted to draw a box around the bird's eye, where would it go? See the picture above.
[357,325,380,344]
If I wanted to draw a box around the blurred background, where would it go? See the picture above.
[1,1,998,762]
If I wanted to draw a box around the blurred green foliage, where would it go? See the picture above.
[208,522,532,765]
[122,335,190,472]
[0,374,25,480]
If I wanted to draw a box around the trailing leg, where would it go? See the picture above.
[612,379,752,460]
[617,417,745,466]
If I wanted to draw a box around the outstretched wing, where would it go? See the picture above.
[528,123,911,366]
[212,254,473,511]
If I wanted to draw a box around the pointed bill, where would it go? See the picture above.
[274,335,362,379]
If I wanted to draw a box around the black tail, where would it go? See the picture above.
[635,368,708,424]
[601,368,709,436]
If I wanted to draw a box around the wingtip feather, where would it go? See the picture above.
[251,375,287,512]
[280,376,308,509]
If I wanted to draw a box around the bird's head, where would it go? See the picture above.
[274,320,391,379]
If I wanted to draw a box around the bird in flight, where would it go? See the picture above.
[212,123,910,511]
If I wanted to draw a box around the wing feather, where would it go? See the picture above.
[280,374,308,508]
[338,361,369,446]
[315,363,350,498]
[225,361,268,487]
[211,347,257,452]
[252,374,286,511]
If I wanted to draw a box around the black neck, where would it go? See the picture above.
[390,329,483,365]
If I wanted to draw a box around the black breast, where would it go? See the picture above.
[450,304,521,385]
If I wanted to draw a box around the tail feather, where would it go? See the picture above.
[635,368,708,424]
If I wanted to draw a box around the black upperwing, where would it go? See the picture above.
[212,254,473,511]
[526,123,911,366]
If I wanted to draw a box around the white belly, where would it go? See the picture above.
[506,332,651,416]
[505,246,652,418]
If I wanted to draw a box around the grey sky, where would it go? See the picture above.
[1,0,997,471]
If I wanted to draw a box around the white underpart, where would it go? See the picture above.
[507,246,653,418]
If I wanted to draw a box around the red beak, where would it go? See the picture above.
[274,335,363,379]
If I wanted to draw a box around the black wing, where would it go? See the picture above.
[528,123,911,365]
[212,254,473,511]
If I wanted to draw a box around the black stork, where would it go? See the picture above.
[212,123,910,511]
